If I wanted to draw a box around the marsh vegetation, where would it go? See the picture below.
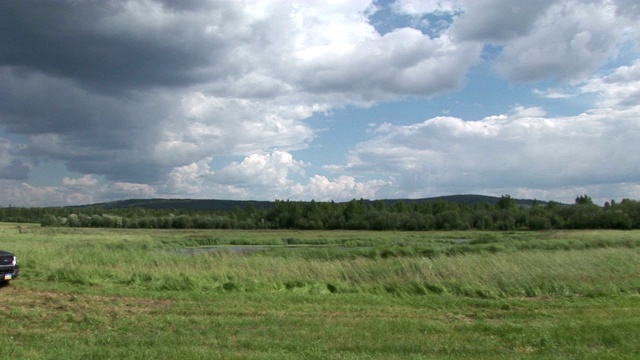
[1,224,639,358]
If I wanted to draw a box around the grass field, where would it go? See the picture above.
[1,223,639,359]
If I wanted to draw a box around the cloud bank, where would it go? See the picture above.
[0,0,639,206]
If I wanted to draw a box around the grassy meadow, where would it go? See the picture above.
[1,223,639,359]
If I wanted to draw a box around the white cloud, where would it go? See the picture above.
[107,182,156,198]
[290,175,392,201]
[0,182,67,207]
[533,87,576,99]
[215,151,305,189]
[452,0,557,42]
[1,1,482,185]
[393,0,461,15]
[0,1,480,182]
[510,106,547,118]
[62,175,98,187]
[164,158,213,195]
[0,174,159,207]
[495,1,625,82]
[580,60,640,110]
[153,94,317,167]
[156,152,394,202]
[615,0,640,18]
[341,102,640,203]
[293,28,482,100]
[1,0,639,206]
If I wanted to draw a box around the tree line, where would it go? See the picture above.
[1,195,639,231]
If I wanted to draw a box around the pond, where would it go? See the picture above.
[175,244,373,255]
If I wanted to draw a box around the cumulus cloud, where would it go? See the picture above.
[0,0,639,206]
[494,1,625,82]
[615,0,640,18]
[215,152,305,189]
[0,0,243,93]
[0,138,30,181]
[62,175,98,187]
[451,0,557,42]
[106,182,157,199]
[342,99,640,203]
[533,87,577,99]
[294,28,482,100]
[0,183,67,207]
[393,0,461,15]
[0,176,154,207]
[0,0,480,187]
[290,175,392,201]
[154,94,316,165]
[163,158,213,195]
[167,153,393,202]
[449,1,639,83]
[0,67,173,182]
[580,60,640,110]
[0,159,30,181]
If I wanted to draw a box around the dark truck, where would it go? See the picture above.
[0,250,20,284]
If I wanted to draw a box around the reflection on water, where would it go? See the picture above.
[176,245,373,255]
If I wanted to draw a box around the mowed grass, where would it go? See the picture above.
[1,223,639,359]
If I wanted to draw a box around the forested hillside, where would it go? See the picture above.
[63,194,539,211]
[1,194,639,231]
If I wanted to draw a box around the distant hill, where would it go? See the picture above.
[68,194,548,211]
[67,198,274,212]
[369,194,546,207]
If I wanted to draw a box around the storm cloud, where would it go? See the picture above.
[0,0,639,206]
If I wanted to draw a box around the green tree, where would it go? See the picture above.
[496,195,517,210]
[575,194,595,206]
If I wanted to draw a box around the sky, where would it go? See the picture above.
[1,0,639,207]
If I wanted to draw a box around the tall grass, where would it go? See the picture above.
[6,224,639,298]
[2,224,640,359]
